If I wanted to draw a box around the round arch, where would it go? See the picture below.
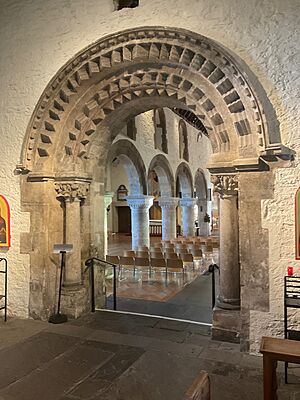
[106,139,147,195]
[147,154,175,197]
[19,26,280,176]
[194,168,208,200]
[175,162,193,198]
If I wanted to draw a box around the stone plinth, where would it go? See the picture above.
[60,284,90,319]
[212,307,241,343]
[158,197,179,241]
[127,195,154,249]
[180,197,196,237]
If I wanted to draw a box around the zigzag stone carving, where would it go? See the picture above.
[22,27,268,172]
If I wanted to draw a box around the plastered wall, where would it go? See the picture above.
[0,0,299,350]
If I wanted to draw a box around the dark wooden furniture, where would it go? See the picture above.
[260,336,300,400]
[184,370,210,400]
[284,275,300,382]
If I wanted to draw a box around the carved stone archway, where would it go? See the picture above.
[19,27,284,347]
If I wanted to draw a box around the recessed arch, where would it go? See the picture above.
[153,108,168,154]
[148,154,175,197]
[175,162,193,198]
[178,119,189,162]
[20,26,280,176]
[194,168,208,200]
[106,139,147,195]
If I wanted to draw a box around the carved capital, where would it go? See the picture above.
[211,175,238,198]
[179,197,197,208]
[126,195,154,210]
[158,197,179,209]
[55,182,89,201]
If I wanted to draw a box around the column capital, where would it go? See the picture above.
[211,174,238,198]
[55,181,90,201]
[126,195,154,210]
[179,197,196,208]
[158,197,179,209]
[104,192,114,208]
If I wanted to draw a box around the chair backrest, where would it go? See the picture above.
[190,249,203,258]
[184,371,210,400]
[164,243,175,249]
[134,257,150,267]
[166,258,183,269]
[123,250,135,257]
[106,255,120,265]
[180,253,193,262]
[150,258,167,268]
[138,246,149,251]
[119,256,135,266]
[136,251,149,258]
[176,243,187,249]
[164,252,178,259]
[150,252,164,259]
[153,242,162,248]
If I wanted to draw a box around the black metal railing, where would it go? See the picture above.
[0,258,8,321]
[84,257,117,312]
[204,263,219,309]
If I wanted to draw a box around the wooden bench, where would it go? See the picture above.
[260,336,300,400]
[184,371,210,400]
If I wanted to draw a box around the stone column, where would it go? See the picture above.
[212,174,239,309]
[158,197,179,241]
[197,199,210,236]
[55,180,89,286]
[180,197,196,237]
[126,195,154,250]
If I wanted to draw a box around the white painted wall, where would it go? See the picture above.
[0,0,299,350]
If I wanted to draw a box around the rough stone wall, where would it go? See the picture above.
[0,0,299,352]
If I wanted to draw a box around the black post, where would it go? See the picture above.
[4,258,7,322]
[91,259,95,313]
[212,265,216,309]
[113,264,117,310]
[49,251,68,324]
[284,276,288,383]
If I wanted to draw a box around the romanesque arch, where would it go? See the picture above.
[147,154,174,197]
[194,168,208,200]
[175,162,193,198]
[106,139,147,195]
[19,26,283,344]
[20,26,278,177]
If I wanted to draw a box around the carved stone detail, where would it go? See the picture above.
[179,197,197,208]
[212,175,238,198]
[20,27,268,171]
[55,182,89,201]
[158,197,179,209]
[126,195,154,210]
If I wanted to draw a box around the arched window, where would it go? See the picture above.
[153,109,168,154]
[178,119,189,162]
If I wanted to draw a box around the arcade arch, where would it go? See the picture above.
[20,26,282,346]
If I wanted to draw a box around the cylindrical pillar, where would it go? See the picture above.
[158,197,179,241]
[212,174,240,309]
[180,197,196,237]
[55,180,90,286]
[127,195,154,250]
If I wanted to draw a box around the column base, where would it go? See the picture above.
[61,284,90,319]
[216,296,240,310]
[212,307,241,344]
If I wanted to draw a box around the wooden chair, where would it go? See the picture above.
[106,255,120,264]
[164,252,179,260]
[190,249,203,259]
[136,250,149,258]
[180,252,194,269]
[134,257,151,275]
[153,242,162,248]
[150,251,164,259]
[150,257,167,278]
[119,256,136,276]
[184,371,210,400]
[137,245,149,251]
[166,258,184,280]
[123,250,135,257]
[164,243,175,249]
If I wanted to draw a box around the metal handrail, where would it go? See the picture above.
[84,257,117,312]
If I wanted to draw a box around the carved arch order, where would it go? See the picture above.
[21,26,276,174]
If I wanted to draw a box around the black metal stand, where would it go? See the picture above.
[207,263,219,309]
[0,258,8,321]
[49,251,68,324]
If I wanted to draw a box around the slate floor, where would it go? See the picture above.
[0,312,300,400]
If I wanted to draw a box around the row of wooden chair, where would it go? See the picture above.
[106,254,194,280]
[121,248,203,259]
